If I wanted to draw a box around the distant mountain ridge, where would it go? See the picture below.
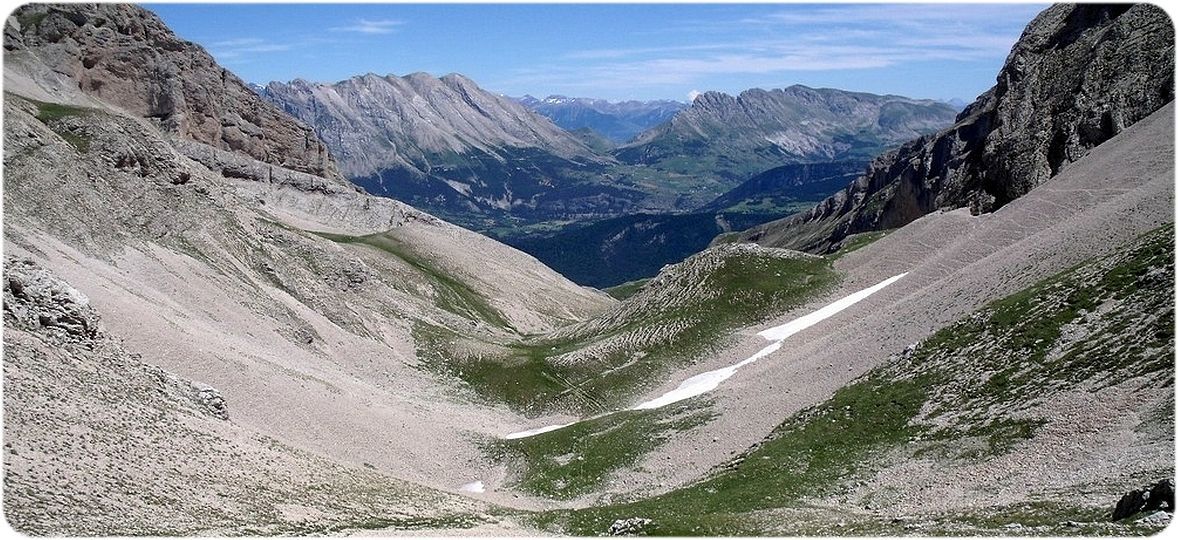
[263,74,602,180]
[613,85,959,200]
[516,94,686,143]
[262,74,960,228]
[260,74,652,228]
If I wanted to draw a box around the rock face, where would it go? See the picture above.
[616,85,958,185]
[4,3,343,181]
[516,94,686,143]
[263,74,601,180]
[734,4,1174,253]
[607,517,653,536]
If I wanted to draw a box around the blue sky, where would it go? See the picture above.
[147,3,1047,103]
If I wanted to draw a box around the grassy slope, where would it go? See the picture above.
[434,248,839,416]
[487,400,716,500]
[26,97,93,152]
[317,230,838,419]
[604,278,651,300]
[529,225,1173,536]
[314,231,514,330]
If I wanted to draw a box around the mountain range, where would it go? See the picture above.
[3,2,1173,537]
[613,86,959,199]
[261,74,961,228]
[515,94,686,144]
[259,74,646,229]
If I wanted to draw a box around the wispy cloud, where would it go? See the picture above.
[500,4,1044,95]
[329,18,402,35]
[208,37,292,60]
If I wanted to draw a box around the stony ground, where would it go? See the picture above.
[2,4,1173,535]
[3,257,500,535]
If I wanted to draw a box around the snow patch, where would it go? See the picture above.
[459,480,485,493]
[504,422,576,440]
[504,273,909,437]
[757,273,908,341]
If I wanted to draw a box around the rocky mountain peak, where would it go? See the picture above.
[4,3,346,182]
[262,71,600,178]
[690,90,736,109]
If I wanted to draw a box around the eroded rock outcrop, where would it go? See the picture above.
[3,257,231,421]
[4,257,99,340]
[5,4,344,181]
[1112,479,1175,521]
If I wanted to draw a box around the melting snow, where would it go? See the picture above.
[504,422,576,440]
[459,480,485,493]
[504,273,909,437]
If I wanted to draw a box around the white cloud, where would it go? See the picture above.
[687,90,702,102]
[330,19,402,35]
[208,38,291,60]
[502,4,1044,95]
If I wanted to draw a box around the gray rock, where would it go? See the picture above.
[1113,479,1175,520]
[261,73,601,181]
[194,386,229,420]
[608,517,653,536]
[618,85,958,184]
[4,257,100,340]
[259,73,639,224]
[1135,511,1171,526]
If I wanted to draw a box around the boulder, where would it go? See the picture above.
[4,256,100,340]
[1112,479,1174,520]
[608,517,653,536]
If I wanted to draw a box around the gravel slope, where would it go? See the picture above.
[607,102,1174,505]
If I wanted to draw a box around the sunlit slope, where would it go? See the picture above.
[534,224,1172,535]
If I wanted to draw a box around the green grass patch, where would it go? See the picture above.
[27,100,94,152]
[604,278,650,300]
[535,374,928,535]
[55,131,92,153]
[410,248,840,417]
[527,251,838,415]
[35,101,89,123]
[488,400,715,499]
[829,229,891,259]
